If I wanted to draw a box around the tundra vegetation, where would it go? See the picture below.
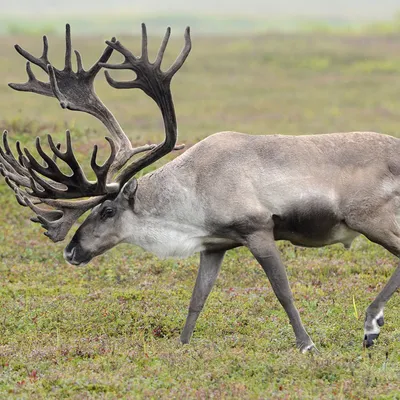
[0,22,399,399]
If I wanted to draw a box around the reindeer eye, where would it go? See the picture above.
[101,207,115,220]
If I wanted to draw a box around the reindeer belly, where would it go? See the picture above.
[272,204,359,248]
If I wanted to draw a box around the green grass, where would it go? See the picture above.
[0,14,366,36]
[3,12,400,36]
[0,28,399,398]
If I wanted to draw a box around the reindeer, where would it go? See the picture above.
[0,24,399,352]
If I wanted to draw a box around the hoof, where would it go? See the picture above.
[179,333,191,345]
[363,333,379,348]
[364,310,384,348]
[298,341,319,354]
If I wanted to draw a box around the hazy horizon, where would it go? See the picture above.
[2,0,400,21]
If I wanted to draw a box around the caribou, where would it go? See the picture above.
[0,24,399,352]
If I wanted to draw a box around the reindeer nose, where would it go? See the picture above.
[64,239,82,265]
[63,245,77,265]
[64,239,92,266]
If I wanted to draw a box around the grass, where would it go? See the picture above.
[0,14,372,36]
[3,12,400,36]
[0,27,399,398]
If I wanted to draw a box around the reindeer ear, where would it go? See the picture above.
[122,178,138,201]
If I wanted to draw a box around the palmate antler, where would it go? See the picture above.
[0,24,191,242]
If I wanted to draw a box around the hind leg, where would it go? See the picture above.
[363,264,400,347]
[347,213,400,347]
[246,231,315,352]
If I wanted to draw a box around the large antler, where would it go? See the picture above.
[100,23,191,187]
[0,24,191,242]
[8,24,157,167]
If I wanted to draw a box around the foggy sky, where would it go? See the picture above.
[2,0,400,20]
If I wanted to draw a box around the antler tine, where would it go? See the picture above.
[141,23,149,62]
[101,40,137,70]
[24,136,64,182]
[103,71,142,90]
[9,35,53,95]
[47,64,68,109]
[42,36,49,65]
[15,180,101,242]
[52,143,61,163]
[8,61,53,97]
[5,177,61,220]
[4,177,31,204]
[0,162,31,188]
[90,137,119,193]
[165,27,192,80]
[4,177,36,207]
[74,50,84,73]
[64,23,72,71]
[39,198,101,242]
[154,27,171,68]
[34,196,101,241]
[8,27,66,98]
[14,34,50,73]
[0,130,36,188]
[87,37,117,76]
[1,131,27,174]
[39,194,104,241]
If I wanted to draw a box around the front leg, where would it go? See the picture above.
[180,250,225,344]
[246,231,316,352]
